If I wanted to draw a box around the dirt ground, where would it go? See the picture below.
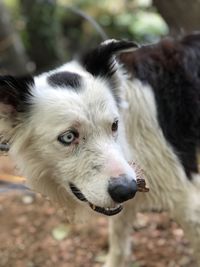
[0,187,197,267]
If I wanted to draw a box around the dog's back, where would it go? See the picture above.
[119,33,200,178]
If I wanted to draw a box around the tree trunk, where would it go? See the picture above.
[0,1,29,75]
[153,0,200,34]
[20,0,64,73]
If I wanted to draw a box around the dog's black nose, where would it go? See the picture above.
[108,175,137,203]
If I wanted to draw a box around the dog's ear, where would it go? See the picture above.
[81,39,139,78]
[0,75,34,112]
[0,75,34,138]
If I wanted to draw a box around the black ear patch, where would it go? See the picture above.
[48,71,82,89]
[0,76,34,112]
[81,40,138,78]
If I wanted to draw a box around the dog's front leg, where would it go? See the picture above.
[104,204,137,267]
[171,190,200,267]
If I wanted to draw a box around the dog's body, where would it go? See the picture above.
[0,34,200,266]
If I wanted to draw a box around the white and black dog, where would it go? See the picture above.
[0,33,200,266]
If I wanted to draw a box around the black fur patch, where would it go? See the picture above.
[48,71,82,89]
[81,40,138,78]
[81,40,138,106]
[0,76,34,112]
[119,33,200,178]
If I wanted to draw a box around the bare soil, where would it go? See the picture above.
[0,188,196,267]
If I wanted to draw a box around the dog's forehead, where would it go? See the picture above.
[30,67,118,128]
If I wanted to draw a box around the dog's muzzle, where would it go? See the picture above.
[69,174,137,216]
[69,183,123,216]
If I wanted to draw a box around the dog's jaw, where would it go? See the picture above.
[69,182,123,216]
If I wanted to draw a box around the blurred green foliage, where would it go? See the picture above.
[3,0,168,71]
[58,0,168,57]
[20,0,63,72]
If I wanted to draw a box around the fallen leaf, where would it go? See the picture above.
[52,224,70,241]
[95,252,107,263]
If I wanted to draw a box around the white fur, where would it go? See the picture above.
[2,65,136,220]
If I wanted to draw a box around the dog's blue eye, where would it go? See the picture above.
[58,130,79,146]
[112,120,118,132]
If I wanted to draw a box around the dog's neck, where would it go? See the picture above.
[121,77,192,208]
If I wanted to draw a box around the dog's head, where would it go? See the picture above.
[0,40,138,219]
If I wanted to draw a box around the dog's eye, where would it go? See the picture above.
[111,120,118,132]
[58,130,79,146]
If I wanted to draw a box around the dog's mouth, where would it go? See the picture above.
[69,183,123,216]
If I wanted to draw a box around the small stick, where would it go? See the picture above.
[136,178,149,192]
[130,161,149,193]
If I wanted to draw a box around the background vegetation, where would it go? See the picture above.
[1,0,199,75]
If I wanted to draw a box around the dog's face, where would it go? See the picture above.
[0,40,138,218]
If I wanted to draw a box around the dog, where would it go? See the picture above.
[0,33,200,266]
